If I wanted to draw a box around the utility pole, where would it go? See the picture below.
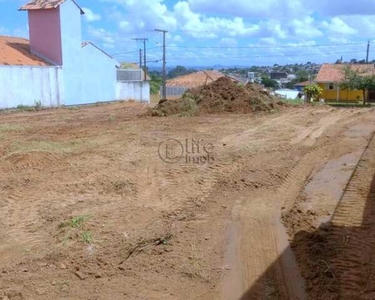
[366,40,370,63]
[155,29,168,99]
[133,38,148,80]
[139,49,143,79]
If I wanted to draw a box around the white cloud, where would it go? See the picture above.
[322,17,357,36]
[83,7,102,22]
[306,0,375,16]
[188,0,304,18]
[87,27,115,44]
[94,0,375,65]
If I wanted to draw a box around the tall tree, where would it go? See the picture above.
[341,67,375,105]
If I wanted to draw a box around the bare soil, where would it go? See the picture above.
[0,102,375,300]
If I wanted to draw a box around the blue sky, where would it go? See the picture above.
[2,0,375,67]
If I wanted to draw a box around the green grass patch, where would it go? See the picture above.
[281,98,304,106]
[81,231,93,244]
[0,124,28,132]
[327,102,375,107]
[59,215,90,229]
[16,105,36,112]
[10,139,95,154]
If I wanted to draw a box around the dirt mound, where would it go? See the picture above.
[151,77,282,116]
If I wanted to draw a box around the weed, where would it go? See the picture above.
[16,104,35,111]
[179,93,199,116]
[109,115,116,121]
[59,215,90,229]
[122,231,173,259]
[281,98,304,106]
[0,124,28,132]
[183,242,211,281]
[10,139,96,154]
[66,106,79,110]
[81,231,93,244]
[34,100,42,110]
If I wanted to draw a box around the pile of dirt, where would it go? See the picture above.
[151,77,282,116]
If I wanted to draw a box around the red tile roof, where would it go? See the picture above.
[0,36,49,66]
[20,0,84,15]
[294,80,310,87]
[316,63,375,83]
[167,70,225,88]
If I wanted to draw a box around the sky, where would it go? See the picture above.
[1,0,375,67]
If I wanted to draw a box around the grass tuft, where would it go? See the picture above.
[81,231,93,244]
[59,215,90,229]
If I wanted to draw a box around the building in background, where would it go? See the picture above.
[165,70,224,99]
[0,0,149,109]
[270,72,288,80]
[294,81,310,92]
[315,64,375,102]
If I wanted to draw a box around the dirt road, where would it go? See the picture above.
[0,103,374,299]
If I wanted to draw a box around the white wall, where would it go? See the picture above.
[80,43,117,104]
[60,0,83,106]
[116,81,150,103]
[0,66,62,109]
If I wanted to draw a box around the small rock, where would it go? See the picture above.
[95,272,102,279]
[118,265,125,271]
[22,268,28,273]
[75,271,87,280]
[51,280,57,286]
[59,263,67,270]
[36,289,45,295]
[205,237,209,241]
[221,205,227,209]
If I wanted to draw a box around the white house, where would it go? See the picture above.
[0,0,150,109]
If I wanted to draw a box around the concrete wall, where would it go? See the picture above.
[28,9,62,65]
[0,66,62,109]
[80,43,117,104]
[116,81,150,103]
[60,0,83,106]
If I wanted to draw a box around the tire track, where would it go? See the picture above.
[329,132,375,298]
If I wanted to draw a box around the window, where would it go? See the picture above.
[329,83,334,90]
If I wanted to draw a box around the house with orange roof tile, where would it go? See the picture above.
[315,64,375,102]
[165,70,225,99]
[0,0,150,109]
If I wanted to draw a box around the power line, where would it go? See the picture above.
[166,42,366,50]
[111,46,162,57]
[166,50,368,61]
[109,42,366,58]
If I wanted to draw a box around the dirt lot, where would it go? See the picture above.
[1,102,375,299]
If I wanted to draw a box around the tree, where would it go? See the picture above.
[341,67,375,105]
[304,84,323,103]
[261,76,279,89]
[149,73,163,94]
[295,69,309,82]
[168,65,195,79]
